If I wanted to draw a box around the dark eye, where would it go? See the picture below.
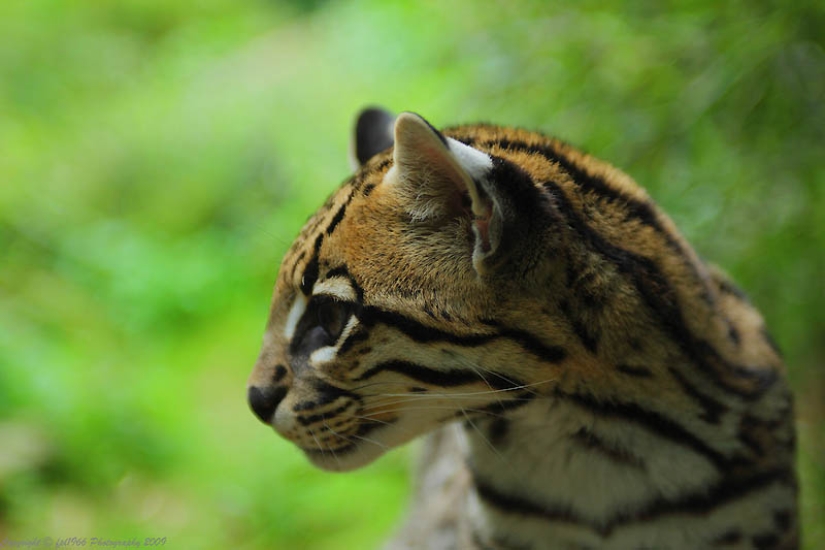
[316,298,351,341]
[290,296,355,357]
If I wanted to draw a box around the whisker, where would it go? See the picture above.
[355,389,538,411]
[363,392,534,409]
[359,391,535,403]
[351,376,558,398]
[357,404,513,419]
[458,404,504,461]
[466,363,507,412]
[357,397,527,419]
[352,415,398,427]
[324,421,389,451]
[350,415,422,440]
[309,427,343,469]
[448,352,538,399]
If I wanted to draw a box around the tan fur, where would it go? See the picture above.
[247,113,797,549]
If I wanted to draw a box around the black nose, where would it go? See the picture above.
[247,385,287,424]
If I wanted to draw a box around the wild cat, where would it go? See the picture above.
[247,108,797,549]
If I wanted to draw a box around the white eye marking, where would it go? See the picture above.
[313,278,357,302]
[308,315,359,366]
[284,294,307,340]
[310,346,337,365]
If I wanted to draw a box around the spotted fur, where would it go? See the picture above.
[247,108,797,549]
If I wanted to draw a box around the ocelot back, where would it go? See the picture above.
[246,108,798,549]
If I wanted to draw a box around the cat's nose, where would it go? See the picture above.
[247,385,287,424]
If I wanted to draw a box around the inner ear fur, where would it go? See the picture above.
[388,112,502,272]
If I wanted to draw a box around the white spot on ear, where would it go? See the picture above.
[446,138,493,182]
[284,294,307,340]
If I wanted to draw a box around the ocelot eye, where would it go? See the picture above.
[290,296,356,357]
[315,297,352,341]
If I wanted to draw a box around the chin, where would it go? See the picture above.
[303,443,387,472]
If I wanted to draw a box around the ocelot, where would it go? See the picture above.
[247,107,798,549]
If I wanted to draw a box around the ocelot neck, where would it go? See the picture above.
[459,388,795,549]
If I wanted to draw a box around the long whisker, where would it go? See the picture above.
[324,421,389,451]
[355,399,522,418]
[349,415,423,440]
[354,385,545,411]
[359,391,534,402]
[354,391,533,417]
[352,376,558,399]
[308,427,342,469]
[357,404,514,419]
[449,352,540,399]
[458,404,504,461]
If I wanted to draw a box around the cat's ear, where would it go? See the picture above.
[350,107,396,169]
[388,112,501,273]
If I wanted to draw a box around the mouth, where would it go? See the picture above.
[297,421,388,472]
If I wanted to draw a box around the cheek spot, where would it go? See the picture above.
[273,365,287,383]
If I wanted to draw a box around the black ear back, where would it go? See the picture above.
[353,107,396,166]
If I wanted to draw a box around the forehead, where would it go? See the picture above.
[277,155,393,297]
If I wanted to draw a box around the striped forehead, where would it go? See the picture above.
[282,186,354,292]
[281,156,391,300]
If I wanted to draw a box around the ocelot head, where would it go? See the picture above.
[247,108,583,471]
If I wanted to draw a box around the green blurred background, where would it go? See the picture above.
[1,0,822,548]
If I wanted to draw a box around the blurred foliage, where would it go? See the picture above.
[0,0,822,548]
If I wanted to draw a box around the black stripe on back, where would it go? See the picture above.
[472,465,793,536]
[543,179,774,400]
[466,137,678,254]
[571,426,646,470]
[559,298,599,354]
[616,364,654,378]
[462,135,718,310]
[668,367,728,425]
[563,391,734,471]
[498,328,568,363]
